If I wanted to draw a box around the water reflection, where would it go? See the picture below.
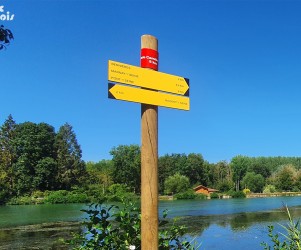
[173,206,301,249]
[177,205,301,235]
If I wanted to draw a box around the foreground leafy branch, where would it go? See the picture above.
[66,200,199,249]
[262,205,301,250]
[0,25,13,50]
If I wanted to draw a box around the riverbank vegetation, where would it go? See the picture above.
[262,205,301,249]
[2,115,301,205]
[66,200,199,249]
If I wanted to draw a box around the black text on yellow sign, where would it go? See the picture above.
[108,60,189,97]
[108,83,190,111]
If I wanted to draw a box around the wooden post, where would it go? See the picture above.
[141,34,158,249]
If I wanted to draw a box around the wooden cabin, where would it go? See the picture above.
[193,185,219,195]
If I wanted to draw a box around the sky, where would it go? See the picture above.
[1,0,301,164]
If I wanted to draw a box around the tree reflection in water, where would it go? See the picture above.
[175,206,301,235]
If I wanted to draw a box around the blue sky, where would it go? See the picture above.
[1,0,301,163]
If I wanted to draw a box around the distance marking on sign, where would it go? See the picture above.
[108,83,190,111]
[108,60,189,96]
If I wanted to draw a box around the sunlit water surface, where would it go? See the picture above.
[1,196,301,249]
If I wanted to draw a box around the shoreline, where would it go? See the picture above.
[247,192,301,198]
[160,191,301,200]
[2,191,301,206]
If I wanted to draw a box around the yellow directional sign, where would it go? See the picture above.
[108,60,189,96]
[108,83,190,111]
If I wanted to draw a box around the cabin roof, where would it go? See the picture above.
[193,185,219,192]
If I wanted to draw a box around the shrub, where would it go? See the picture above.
[7,194,46,205]
[7,196,33,205]
[106,192,138,202]
[174,190,197,200]
[243,188,251,195]
[66,192,90,203]
[263,184,276,194]
[227,190,246,198]
[31,190,44,198]
[44,190,91,204]
[217,180,234,192]
[42,187,139,204]
[210,192,219,199]
[44,190,69,204]
[0,190,10,205]
[195,193,207,200]
[85,184,106,203]
[164,173,190,194]
[106,184,138,202]
[66,201,198,249]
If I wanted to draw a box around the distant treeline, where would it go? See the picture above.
[1,115,301,205]
[108,149,301,195]
[0,115,86,204]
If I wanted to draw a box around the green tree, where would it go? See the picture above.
[159,154,184,193]
[55,123,86,190]
[12,155,33,195]
[86,160,113,194]
[209,161,233,190]
[11,122,57,194]
[273,164,296,191]
[164,173,190,194]
[241,172,265,193]
[110,145,141,193]
[248,160,271,179]
[158,155,172,193]
[216,161,231,181]
[33,157,57,191]
[173,154,188,174]
[13,122,56,162]
[217,180,234,192]
[183,153,208,186]
[0,115,17,198]
[231,155,250,191]
[294,170,301,191]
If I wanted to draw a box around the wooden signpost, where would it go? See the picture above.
[108,35,190,249]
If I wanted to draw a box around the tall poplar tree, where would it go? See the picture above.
[0,115,16,200]
[55,123,85,190]
[231,155,250,191]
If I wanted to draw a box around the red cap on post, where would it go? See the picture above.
[140,48,159,70]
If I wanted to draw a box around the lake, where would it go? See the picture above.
[1,196,301,249]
